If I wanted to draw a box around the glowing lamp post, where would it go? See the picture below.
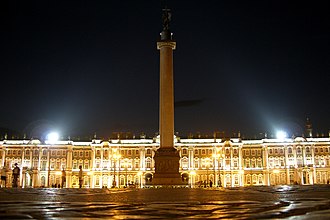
[137,171,143,188]
[189,171,196,188]
[46,132,59,187]
[212,153,220,187]
[112,152,121,188]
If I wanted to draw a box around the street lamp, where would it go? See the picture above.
[190,171,196,188]
[123,160,129,187]
[112,151,121,188]
[137,171,143,188]
[212,153,220,187]
[205,158,211,187]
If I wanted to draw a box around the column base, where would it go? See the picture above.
[151,148,187,186]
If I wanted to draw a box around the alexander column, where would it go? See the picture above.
[152,8,184,186]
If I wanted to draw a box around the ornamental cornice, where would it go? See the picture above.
[157,41,176,50]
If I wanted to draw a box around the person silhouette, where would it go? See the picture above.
[1,165,7,188]
[78,166,83,188]
[12,163,20,188]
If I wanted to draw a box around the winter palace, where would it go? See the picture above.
[1,134,330,188]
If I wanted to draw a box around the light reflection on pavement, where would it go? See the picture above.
[0,185,330,219]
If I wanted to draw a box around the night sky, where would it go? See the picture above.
[1,1,329,139]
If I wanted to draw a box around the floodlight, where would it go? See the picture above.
[276,131,287,140]
[47,132,59,144]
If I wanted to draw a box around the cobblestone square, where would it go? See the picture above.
[0,185,330,219]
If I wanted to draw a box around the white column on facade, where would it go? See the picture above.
[1,147,5,166]
[189,146,193,169]
[239,146,244,186]
[311,144,316,184]
[263,146,270,186]
[140,147,145,170]
[20,147,25,187]
[91,146,95,170]
[66,145,73,188]
[100,146,103,172]
[285,145,290,184]
[38,146,42,171]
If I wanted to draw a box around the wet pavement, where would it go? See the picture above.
[0,185,330,219]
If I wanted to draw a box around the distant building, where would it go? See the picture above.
[0,135,329,188]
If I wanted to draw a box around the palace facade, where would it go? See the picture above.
[1,135,330,188]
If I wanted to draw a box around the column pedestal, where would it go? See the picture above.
[152,148,184,186]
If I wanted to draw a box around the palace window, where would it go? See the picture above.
[258,175,263,184]
[182,149,187,155]
[246,175,251,185]
[315,148,318,153]
[181,158,188,169]
[41,161,47,171]
[194,159,199,169]
[135,160,139,169]
[297,147,302,154]
[257,159,262,168]
[233,159,238,168]
[251,158,256,168]
[306,147,310,153]
[288,148,292,154]
[146,158,151,169]
[245,159,250,168]
[269,158,274,168]
[84,161,89,169]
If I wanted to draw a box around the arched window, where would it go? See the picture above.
[306,147,310,153]
[297,147,302,154]
[146,158,151,169]
[181,157,188,169]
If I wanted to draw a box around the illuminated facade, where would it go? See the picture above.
[1,136,330,188]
